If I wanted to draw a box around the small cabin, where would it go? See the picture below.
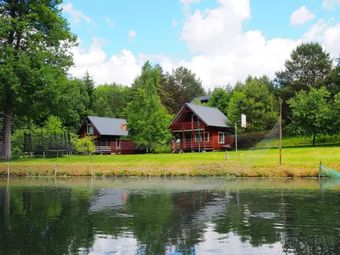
[79,116,138,154]
[170,103,233,152]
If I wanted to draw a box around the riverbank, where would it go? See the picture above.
[0,146,339,177]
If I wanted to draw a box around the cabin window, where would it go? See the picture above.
[195,132,209,142]
[218,132,225,144]
[116,137,120,148]
[87,124,94,135]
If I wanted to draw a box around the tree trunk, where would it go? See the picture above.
[312,131,316,147]
[3,106,12,160]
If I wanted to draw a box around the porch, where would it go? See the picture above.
[171,130,213,152]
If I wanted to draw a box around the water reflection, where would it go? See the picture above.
[0,177,339,255]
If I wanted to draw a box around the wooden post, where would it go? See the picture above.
[197,117,201,152]
[279,98,283,165]
[181,128,185,151]
[191,114,193,150]
[7,161,10,177]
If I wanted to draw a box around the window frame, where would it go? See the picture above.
[194,132,209,142]
[87,124,94,135]
[218,132,225,144]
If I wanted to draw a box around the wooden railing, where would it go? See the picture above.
[95,146,111,153]
[171,121,205,130]
[172,141,213,151]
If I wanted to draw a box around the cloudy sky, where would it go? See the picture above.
[61,0,340,90]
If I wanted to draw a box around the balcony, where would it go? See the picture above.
[171,121,206,131]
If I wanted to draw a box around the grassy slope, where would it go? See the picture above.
[1,146,339,177]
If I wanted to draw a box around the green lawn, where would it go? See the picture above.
[1,145,339,177]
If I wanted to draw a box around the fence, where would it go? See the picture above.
[23,132,72,157]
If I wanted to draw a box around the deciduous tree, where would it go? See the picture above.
[126,62,171,152]
[288,88,332,146]
[0,0,76,159]
[228,78,278,132]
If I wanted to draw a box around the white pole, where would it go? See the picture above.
[235,123,238,152]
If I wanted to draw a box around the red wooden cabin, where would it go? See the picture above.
[170,103,233,152]
[79,116,139,154]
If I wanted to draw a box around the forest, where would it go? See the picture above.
[0,1,339,159]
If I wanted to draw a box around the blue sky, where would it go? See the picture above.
[61,0,340,89]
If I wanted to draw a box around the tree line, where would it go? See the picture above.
[0,1,339,159]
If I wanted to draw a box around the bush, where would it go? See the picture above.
[71,135,96,154]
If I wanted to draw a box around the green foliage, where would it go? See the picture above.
[30,78,90,130]
[276,42,333,99]
[160,66,205,114]
[71,135,95,155]
[126,62,172,152]
[228,78,278,131]
[332,93,340,132]
[44,116,65,135]
[83,71,95,99]
[90,84,132,118]
[288,88,332,146]
[207,87,231,115]
[0,0,76,159]
[328,59,340,96]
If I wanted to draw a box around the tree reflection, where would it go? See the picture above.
[0,184,339,255]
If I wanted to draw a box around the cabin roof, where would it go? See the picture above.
[87,116,128,136]
[172,103,229,128]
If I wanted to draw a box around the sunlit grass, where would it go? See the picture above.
[1,146,339,177]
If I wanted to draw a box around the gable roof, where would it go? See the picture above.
[181,103,229,128]
[87,116,128,136]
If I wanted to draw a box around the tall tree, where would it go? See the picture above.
[0,0,76,159]
[288,88,332,146]
[126,62,171,152]
[275,43,333,121]
[207,86,232,116]
[228,78,278,132]
[160,67,205,114]
[83,71,95,108]
[332,93,340,133]
[328,58,340,97]
[90,84,132,118]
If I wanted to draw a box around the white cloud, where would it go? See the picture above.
[105,17,115,28]
[69,38,141,85]
[180,0,201,6]
[128,30,137,41]
[322,0,340,10]
[68,0,340,90]
[61,2,91,24]
[303,20,340,57]
[290,6,315,26]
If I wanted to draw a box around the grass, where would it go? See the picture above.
[0,145,339,177]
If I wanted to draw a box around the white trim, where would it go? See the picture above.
[116,137,120,148]
[218,132,225,144]
[195,132,210,142]
[87,124,94,135]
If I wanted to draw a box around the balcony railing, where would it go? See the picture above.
[172,141,213,151]
[171,121,206,130]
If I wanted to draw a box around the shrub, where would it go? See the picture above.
[71,135,96,154]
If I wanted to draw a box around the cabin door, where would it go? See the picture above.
[116,138,121,149]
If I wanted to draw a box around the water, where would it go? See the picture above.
[0,177,339,255]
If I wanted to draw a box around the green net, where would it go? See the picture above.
[319,163,340,178]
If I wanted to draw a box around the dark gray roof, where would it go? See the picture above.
[88,116,128,136]
[186,103,229,128]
